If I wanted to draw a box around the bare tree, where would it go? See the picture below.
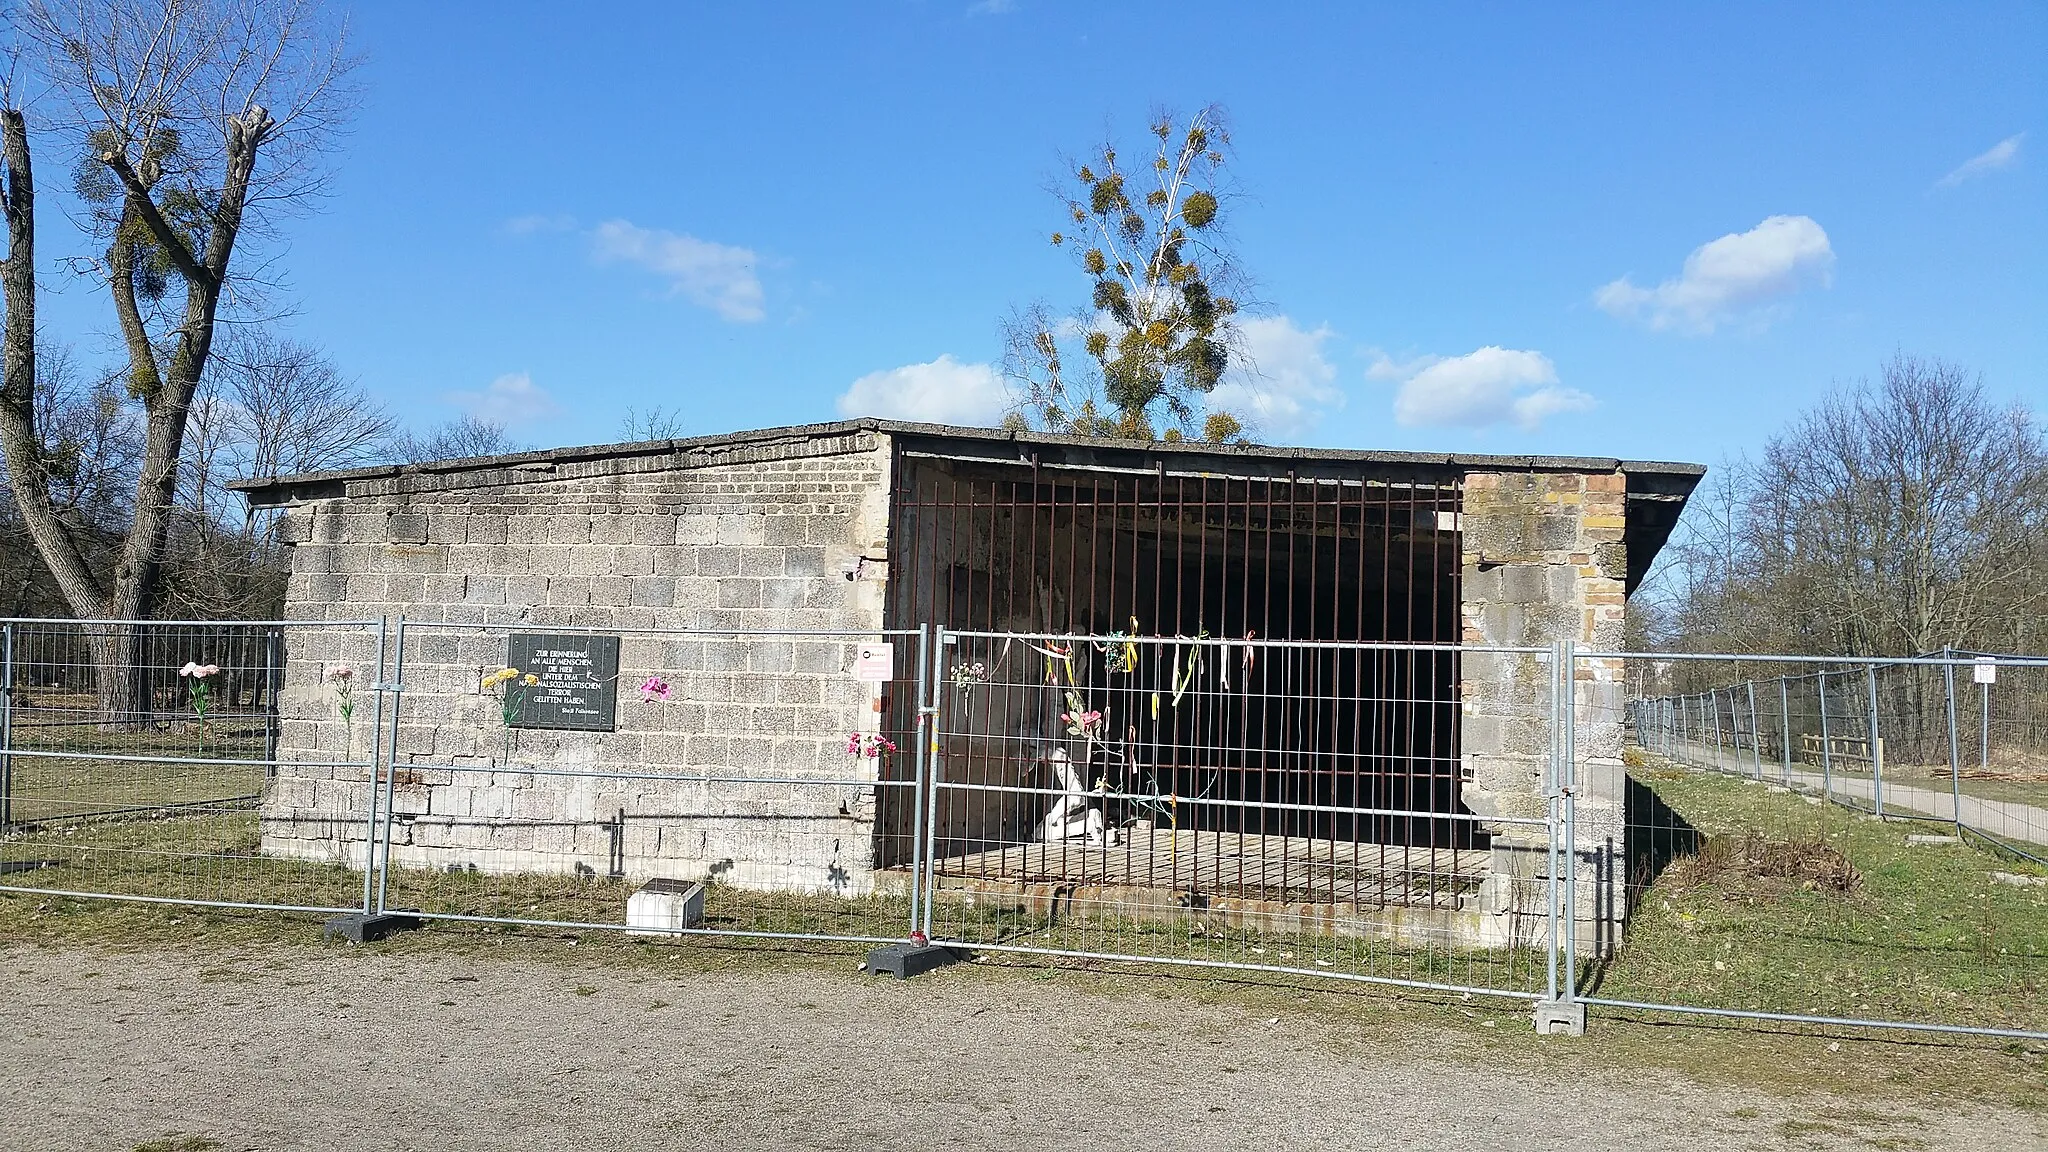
[1645,355,2048,666]
[618,404,685,442]
[214,330,394,480]
[0,0,357,722]
[1003,106,1251,442]
[392,415,519,464]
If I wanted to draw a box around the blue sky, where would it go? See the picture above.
[33,1,2048,466]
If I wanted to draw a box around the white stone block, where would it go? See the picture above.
[626,879,706,934]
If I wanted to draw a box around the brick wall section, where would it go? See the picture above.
[260,430,899,895]
[1457,470,1628,950]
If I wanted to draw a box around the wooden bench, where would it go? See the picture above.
[1800,733,1872,767]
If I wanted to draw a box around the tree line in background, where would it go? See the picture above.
[1634,353,2048,673]
[0,0,688,630]
[0,329,525,620]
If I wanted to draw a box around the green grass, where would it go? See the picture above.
[4,717,274,824]
[5,762,2048,1112]
[1605,754,2048,1033]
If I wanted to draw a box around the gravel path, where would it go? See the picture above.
[0,942,2037,1151]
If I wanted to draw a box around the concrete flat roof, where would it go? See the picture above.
[231,417,1705,501]
[231,418,1703,591]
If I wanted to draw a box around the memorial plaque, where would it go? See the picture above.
[506,633,621,731]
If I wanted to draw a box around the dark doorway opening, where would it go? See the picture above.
[878,449,1473,877]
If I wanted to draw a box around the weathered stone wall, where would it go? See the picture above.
[1457,471,1628,950]
[260,429,899,895]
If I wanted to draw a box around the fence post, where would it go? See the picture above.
[1778,676,1792,787]
[920,626,953,942]
[1710,688,1724,769]
[1818,671,1832,804]
[1746,680,1762,780]
[357,618,389,917]
[1561,639,1579,1004]
[1,622,13,829]
[1943,646,1962,834]
[1866,665,1884,819]
[905,623,933,941]
[1533,637,1585,1036]
[1981,666,1992,773]
[262,627,283,776]
[376,616,408,914]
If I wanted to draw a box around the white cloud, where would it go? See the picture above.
[1594,215,1834,334]
[590,219,766,322]
[1386,347,1592,430]
[1207,316,1344,440]
[1936,132,2025,189]
[446,372,561,426]
[837,355,1010,426]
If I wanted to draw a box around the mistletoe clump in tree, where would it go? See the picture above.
[1003,105,1249,444]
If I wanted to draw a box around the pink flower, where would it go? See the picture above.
[325,664,355,682]
[639,675,672,703]
[847,733,863,755]
[178,662,218,679]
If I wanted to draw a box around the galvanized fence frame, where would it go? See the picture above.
[0,616,390,917]
[8,614,2048,1044]
[359,618,934,947]
[913,626,1564,1007]
[1588,647,2048,1043]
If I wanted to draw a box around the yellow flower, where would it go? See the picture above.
[522,673,539,686]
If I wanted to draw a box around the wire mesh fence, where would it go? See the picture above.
[1607,651,2048,1040]
[916,629,1559,1001]
[0,618,383,913]
[356,620,927,943]
[1636,655,2048,855]
[7,614,2048,1041]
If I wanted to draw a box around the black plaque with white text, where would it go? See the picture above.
[506,633,620,731]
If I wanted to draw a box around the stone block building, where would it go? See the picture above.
[236,419,1701,947]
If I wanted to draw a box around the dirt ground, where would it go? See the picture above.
[2,940,2042,1152]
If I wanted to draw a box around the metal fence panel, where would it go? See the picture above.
[1598,650,2048,1041]
[362,620,928,944]
[917,629,1558,1001]
[0,618,384,914]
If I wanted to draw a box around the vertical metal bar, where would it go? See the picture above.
[1866,665,1884,819]
[263,628,282,776]
[905,623,933,939]
[375,616,408,913]
[1974,672,1990,770]
[1710,688,1724,769]
[1561,638,1579,1002]
[1745,679,1762,780]
[359,617,390,915]
[1817,672,1833,802]
[1,622,13,829]
[1943,647,1962,834]
[1544,640,1563,1004]
[1777,676,1792,786]
[921,626,950,940]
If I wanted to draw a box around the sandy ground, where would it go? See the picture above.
[0,942,2039,1152]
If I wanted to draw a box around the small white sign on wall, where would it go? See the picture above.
[1974,657,1997,685]
[855,642,895,683]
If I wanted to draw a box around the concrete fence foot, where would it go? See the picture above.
[863,942,965,979]
[324,911,423,943]
[1534,999,1587,1036]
